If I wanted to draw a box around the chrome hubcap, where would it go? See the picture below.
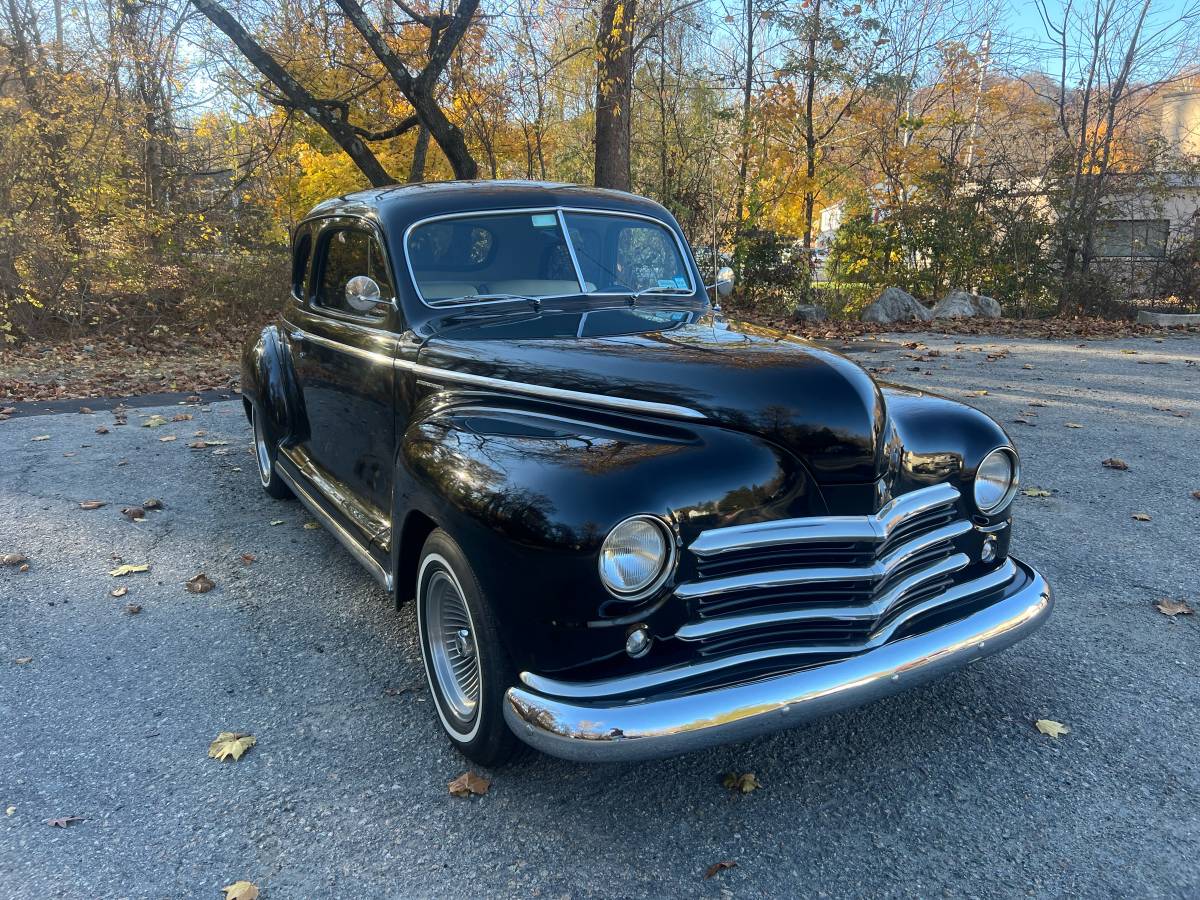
[252,408,272,485]
[424,570,480,723]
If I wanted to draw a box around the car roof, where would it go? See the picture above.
[303,180,674,231]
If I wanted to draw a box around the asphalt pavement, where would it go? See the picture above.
[1,332,1198,899]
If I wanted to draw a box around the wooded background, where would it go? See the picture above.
[2,0,1199,343]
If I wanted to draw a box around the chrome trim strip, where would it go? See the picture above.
[556,207,588,292]
[393,359,708,421]
[286,324,397,367]
[275,462,393,592]
[402,205,698,309]
[689,482,961,557]
[523,561,1019,700]
[503,558,1051,761]
[676,519,972,601]
[675,552,970,640]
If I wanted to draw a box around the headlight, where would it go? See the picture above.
[598,515,674,598]
[974,448,1018,513]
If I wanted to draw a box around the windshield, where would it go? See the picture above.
[405,209,694,306]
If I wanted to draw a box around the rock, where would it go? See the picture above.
[790,304,828,323]
[932,290,1002,319]
[861,287,932,323]
[1137,310,1200,326]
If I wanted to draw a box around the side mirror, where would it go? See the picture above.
[715,266,735,298]
[345,275,383,313]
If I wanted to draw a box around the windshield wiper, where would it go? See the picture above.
[431,293,544,310]
[623,286,696,304]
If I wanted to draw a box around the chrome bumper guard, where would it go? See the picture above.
[503,557,1052,762]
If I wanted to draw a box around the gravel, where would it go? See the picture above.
[1,332,1198,899]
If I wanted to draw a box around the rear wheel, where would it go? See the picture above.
[251,403,291,500]
[416,529,520,766]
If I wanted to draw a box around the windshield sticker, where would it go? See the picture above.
[530,213,557,228]
[657,279,675,289]
[673,275,688,289]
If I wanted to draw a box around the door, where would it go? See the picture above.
[283,217,399,546]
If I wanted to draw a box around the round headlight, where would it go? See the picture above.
[599,516,673,598]
[974,448,1018,513]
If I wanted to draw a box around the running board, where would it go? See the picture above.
[275,461,393,592]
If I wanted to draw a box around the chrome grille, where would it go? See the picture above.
[674,483,992,655]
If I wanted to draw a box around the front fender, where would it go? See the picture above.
[395,398,825,675]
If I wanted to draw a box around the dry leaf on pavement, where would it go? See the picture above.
[111,585,128,598]
[142,415,167,427]
[269,520,284,526]
[31,434,50,441]
[1191,490,1200,500]
[1101,458,1129,470]
[79,500,105,510]
[142,497,164,510]
[171,413,193,422]
[1065,422,1084,428]
[95,425,110,434]
[1155,598,1194,617]
[159,435,176,443]
[109,563,149,577]
[704,861,737,879]
[722,772,762,794]
[1035,719,1070,738]
[208,732,256,761]
[2,553,29,566]
[240,553,256,565]
[121,506,146,521]
[44,815,84,827]
[185,573,215,593]
[448,771,491,797]
[221,882,259,900]
[14,657,32,664]
[303,521,321,530]
[124,603,143,615]
[1131,513,1151,521]
[1021,488,1052,498]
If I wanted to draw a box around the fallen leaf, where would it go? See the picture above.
[1191,490,1200,501]
[1101,458,1129,470]
[1155,598,1194,617]
[95,425,110,434]
[704,861,737,879]
[1011,418,1036,426]
[1131,513,1151,522]
[722,772,762,794]
[188,439,229,449]
[159,435,176,443]
[79,500,105,510]
[1035,719,1070,738]
[44,815,84,827]
[448,771,491,797]
[1065,422,1084,429]
[109,564,149,577]
[18,563,29,573]
[124,603,142,615]
[1021,488,1053,498]
[303,521,321,530]
[31,434,50,442]
[1119,348,1138,354]
[78,406,92,414]
[171,413,193,422]
[185,573,214,593]
[208,732,256,762]
[269,520,284,526]
[14,657,32,664]
[111,585,128,598]
[5,806,14,816]
[142,415,168,428]
[121,506,146,521]
[969,390,988,396]
[221,882,260,900]
[2,553,29,566]
[240,553,256,565]
[142,497,164,510]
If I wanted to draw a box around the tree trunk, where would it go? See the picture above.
[734,0,754,226]
[408,127,430,182]
[594,0,637,191]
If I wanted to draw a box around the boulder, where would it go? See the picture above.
[861,287,932,323]
[790,303,828,323]
[932,290,1002,319]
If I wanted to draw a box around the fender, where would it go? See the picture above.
[393,395,826,675]
[240,323,308,447]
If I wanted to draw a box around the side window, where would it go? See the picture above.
[315,227,394,319]
[617,223,681,288]
[292,229,312,299]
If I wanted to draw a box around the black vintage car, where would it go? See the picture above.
[241,180,1052,765]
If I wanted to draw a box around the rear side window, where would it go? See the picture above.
[314,227,394,319]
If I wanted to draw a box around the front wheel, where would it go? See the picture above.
[251,403,291,500]
[416,529,520,766]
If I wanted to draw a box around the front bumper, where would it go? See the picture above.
[503,557,1052,762]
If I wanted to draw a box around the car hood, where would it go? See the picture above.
[418,310,888,484]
